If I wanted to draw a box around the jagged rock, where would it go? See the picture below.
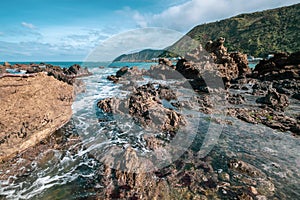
[226,93,246,105]
[64,64,91,77]
[158,58,173,67]
[107,75,119,83]
[116,66,129,77]
[230,52,251,77]
[175,38,250,91]
[256,88,289,111]
[107,66,144,83]
[5,63,91,84]
[253,51,300,80]
[98,83,185,132]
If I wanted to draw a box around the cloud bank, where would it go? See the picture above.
[130,0,300,31]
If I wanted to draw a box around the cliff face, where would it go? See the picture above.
[0,73,73,161]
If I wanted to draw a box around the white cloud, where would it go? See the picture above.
[21,22,36,29]
[131,0,300,32]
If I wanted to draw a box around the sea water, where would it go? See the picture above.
[0,62,299,200]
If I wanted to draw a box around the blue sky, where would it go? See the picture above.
[0,0,299,61]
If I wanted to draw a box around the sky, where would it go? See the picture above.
[0,0,299,61]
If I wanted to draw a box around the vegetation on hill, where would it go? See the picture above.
[113,49,165,62]
[114,3,299,61]
[163,3,300,58]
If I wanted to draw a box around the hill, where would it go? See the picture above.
[113,49,165,62]
[162,3,300,58]
[115,3,300,61]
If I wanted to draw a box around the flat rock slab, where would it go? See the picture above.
[0,73,73,160]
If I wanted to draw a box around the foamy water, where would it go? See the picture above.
[0,63,299,199]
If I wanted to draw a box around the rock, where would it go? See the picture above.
[107,75,119,83]
[227,107,299,134]
[218,172,230,182]
[226,93,245,105]
[116,66,129,77]
[228,159,265,178]
[204,37,250,78]
[158,58,173,67]
[253,51,300,80]
[230,52,251,77]
[147,64,181,80]
[292,93,300,100]
[175,38,250,91]
[3,62,11,67]
[98,83,185,133]
[256,88,289,111]
[3,63,91,84]
[0,73,73,161]
[65,64,92,77]
[256,180,275,196]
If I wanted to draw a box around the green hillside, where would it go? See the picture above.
[163,3,300,57]
[113,49,165,62]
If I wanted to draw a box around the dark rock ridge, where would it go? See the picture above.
[1,63,92,84]
[107,66,145,83]
[253,52,300,80]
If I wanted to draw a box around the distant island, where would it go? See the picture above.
[116,3,300,62]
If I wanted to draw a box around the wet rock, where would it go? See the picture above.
[158,58,173,67]
[256,88,289,111]
[218,172,230,182]
[116,66,129,77]
[227,107,299,134]
[64,64,92,77]
[292,93,300,100]
[226,93,245,105]
[256,180,275,196]
[228,159,265,178]
[98,83,185,133]
[107,75,119,83]
[253,51,300,81]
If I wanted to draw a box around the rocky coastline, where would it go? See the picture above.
[92,38,300,199]
[0,38,299,199]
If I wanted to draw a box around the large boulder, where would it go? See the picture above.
[0,73,73,161]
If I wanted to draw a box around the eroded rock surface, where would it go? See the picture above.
[0,73,74,160]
